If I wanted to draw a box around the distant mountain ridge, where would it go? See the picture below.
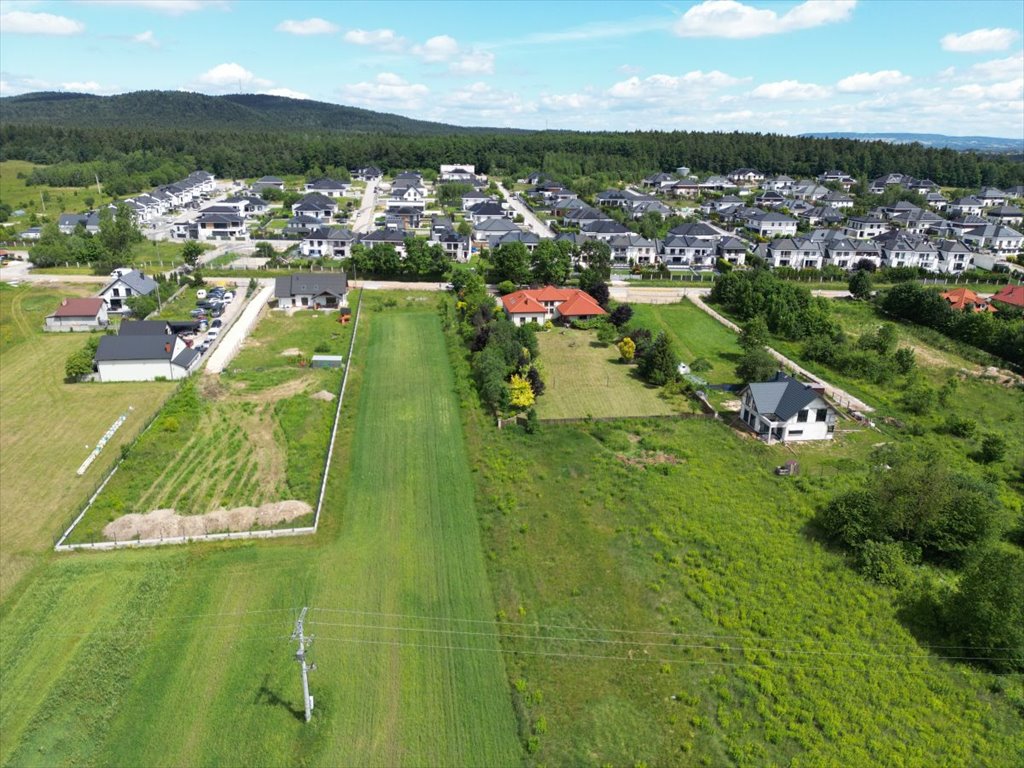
[802,132,1023,153]
[0,90,503,135]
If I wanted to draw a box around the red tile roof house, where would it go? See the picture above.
[44,297,109,332]
[990,284,1024,311]
[501,286,606,326]
[941,287,997,313]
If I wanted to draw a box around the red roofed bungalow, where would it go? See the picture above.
[501,286,606,326]
[941,287,997,313]
[990,284,1024,310]
[44,297,109,332]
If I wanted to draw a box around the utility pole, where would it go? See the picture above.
[94,173,103,200]
[291,607,315,722]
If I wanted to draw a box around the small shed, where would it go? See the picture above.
[310,354,343,369]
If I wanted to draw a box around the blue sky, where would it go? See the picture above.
[1,0,1022,137]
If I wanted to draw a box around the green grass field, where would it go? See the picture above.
[0,160,122,222]
[631,300,745,384]
[467,414,1024,765]
[31,240,196,274]
[536,329,678,419]
[0,284,175,600]
[0,298,522,766]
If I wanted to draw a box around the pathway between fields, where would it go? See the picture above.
[687,292,875,413]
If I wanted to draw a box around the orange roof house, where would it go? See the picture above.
[941,287,997,313]
[990,284,1024,310]
[501,286,606,326]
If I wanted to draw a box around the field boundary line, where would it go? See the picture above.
[54,288,364,552]
[313,288,363,530]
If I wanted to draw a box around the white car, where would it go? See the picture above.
[223,291,235,301]
[206,328,220,340]
[196,289,207,299]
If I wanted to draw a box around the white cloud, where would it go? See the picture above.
[196,62,271,88]
[673,0,856,39]
[608,70,746,101]
[450,50,495,76]
[412,34,459,62]
[0,79,22,96]
[970,52,1024,80]
[262,87,310,100]
[61,80,118,94]
[337,72,429,109]
[951,78,1024,101]
[0,10,85,35]
[275,17,338,36]
[132,29,159,48]
[751,80,830,100]
[342,28,405,51]
[836,69,911,92]
[539,92,601,111]
[619,64,642,75]
[941,27,1019,53]
[76,1,219,14]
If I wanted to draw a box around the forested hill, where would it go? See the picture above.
[803,132,1023,154]
[0,90,491,135]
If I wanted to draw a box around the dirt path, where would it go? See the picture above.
[687,293,876,413]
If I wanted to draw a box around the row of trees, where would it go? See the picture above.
[819,446,1022,672]
[29,202,143,273]
[880,282,1024,367]
[4,123,1022,188]
[345,241,451,279]
[710,269,837,340]
[488,239,613,288]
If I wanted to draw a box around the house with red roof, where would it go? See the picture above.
[940,287,997,313]
[990,284,1024,311]
[44,297,109,332]
[500,286,606,326]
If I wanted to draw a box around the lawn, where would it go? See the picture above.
[631,300,744,385]
[466,414,1024,766]
[0,296,522,766]
[535,329,679,420]
[31,240,196,274]
[0,284,175,600]
[68,307,353,542]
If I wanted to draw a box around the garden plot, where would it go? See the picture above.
[69,310,353,543]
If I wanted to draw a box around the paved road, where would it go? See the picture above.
[351,179,380,233]
[204,280,274,374]
[496,182,554,238]
[687,292,875,413]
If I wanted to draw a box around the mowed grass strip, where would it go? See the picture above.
[536,329,676,420]
[0,300,521,767]
[630,300,743,385]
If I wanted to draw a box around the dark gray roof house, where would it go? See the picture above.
[274,273,348,309]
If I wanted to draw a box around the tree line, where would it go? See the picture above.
[3,123,1022,190]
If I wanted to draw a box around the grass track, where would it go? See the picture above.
[0,301,521,766]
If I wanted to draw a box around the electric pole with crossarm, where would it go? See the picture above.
[292,607,316,722]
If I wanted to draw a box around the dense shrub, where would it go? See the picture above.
[710,269,837,340]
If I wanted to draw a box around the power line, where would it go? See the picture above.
[304,618,1020,664]
[307,605,1017,654]
[309,633,1023,676]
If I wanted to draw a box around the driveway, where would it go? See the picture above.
[204,280,274,374]
[351,179,380,233]
[687,292,874,413]
[495,182,554,238]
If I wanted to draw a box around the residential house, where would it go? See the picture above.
[744,210,797,238]
[303,178,350,198]
[766,238,824,269]
[44,297,109,332]
[434,230,471,262]
[581,219,632,242]
[716,237,747,266]
[439,164,477,183]
[385,207,422,231]
[764,175,796,192]
[284,215,324,236]
[824,237,859,270]
[360,228,408,258]
[670,180,701,198]
[274,272,348,309]
[58,212,100,235]
[98,269,157,313]
[935,239,975,274]
[738,372,837,443]
[300,227,357,259]
[990,284,1024,310]
[387,184,426,210]
[843,214,888,239]
[986,205,1023,226]
[821,190,854,209]
[941,287,996,313]
[461,190,492,211]
[641,172,677,190]
[501,286,606,326]
[699,175,738,191]
[977,187,1007,207]
[352,166,383,181]
[951,196,984,217]
[728,168,765,186]
[291,193,338,221]
[95,334,201,382]
[473,217,520,244]
[252,176,286,191]
[468,201,511,225]
[962,224,1024,255]
[608,233,657,266]
[490,229,541,253]
[661,235,717,270]
[817,170,855,190]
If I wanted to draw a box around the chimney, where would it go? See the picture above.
[164,342,172,354]
[62,299,68,306]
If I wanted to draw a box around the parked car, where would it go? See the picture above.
[207,328,220,340]
[196,289,207,299]
[223,291,235,302]
[190,308,207,318]
[211,319,223,328]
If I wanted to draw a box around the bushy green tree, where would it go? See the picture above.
[490,242,531,285]
[736,347,778,383]
[637,332,678,385]
[848,269,873,300]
